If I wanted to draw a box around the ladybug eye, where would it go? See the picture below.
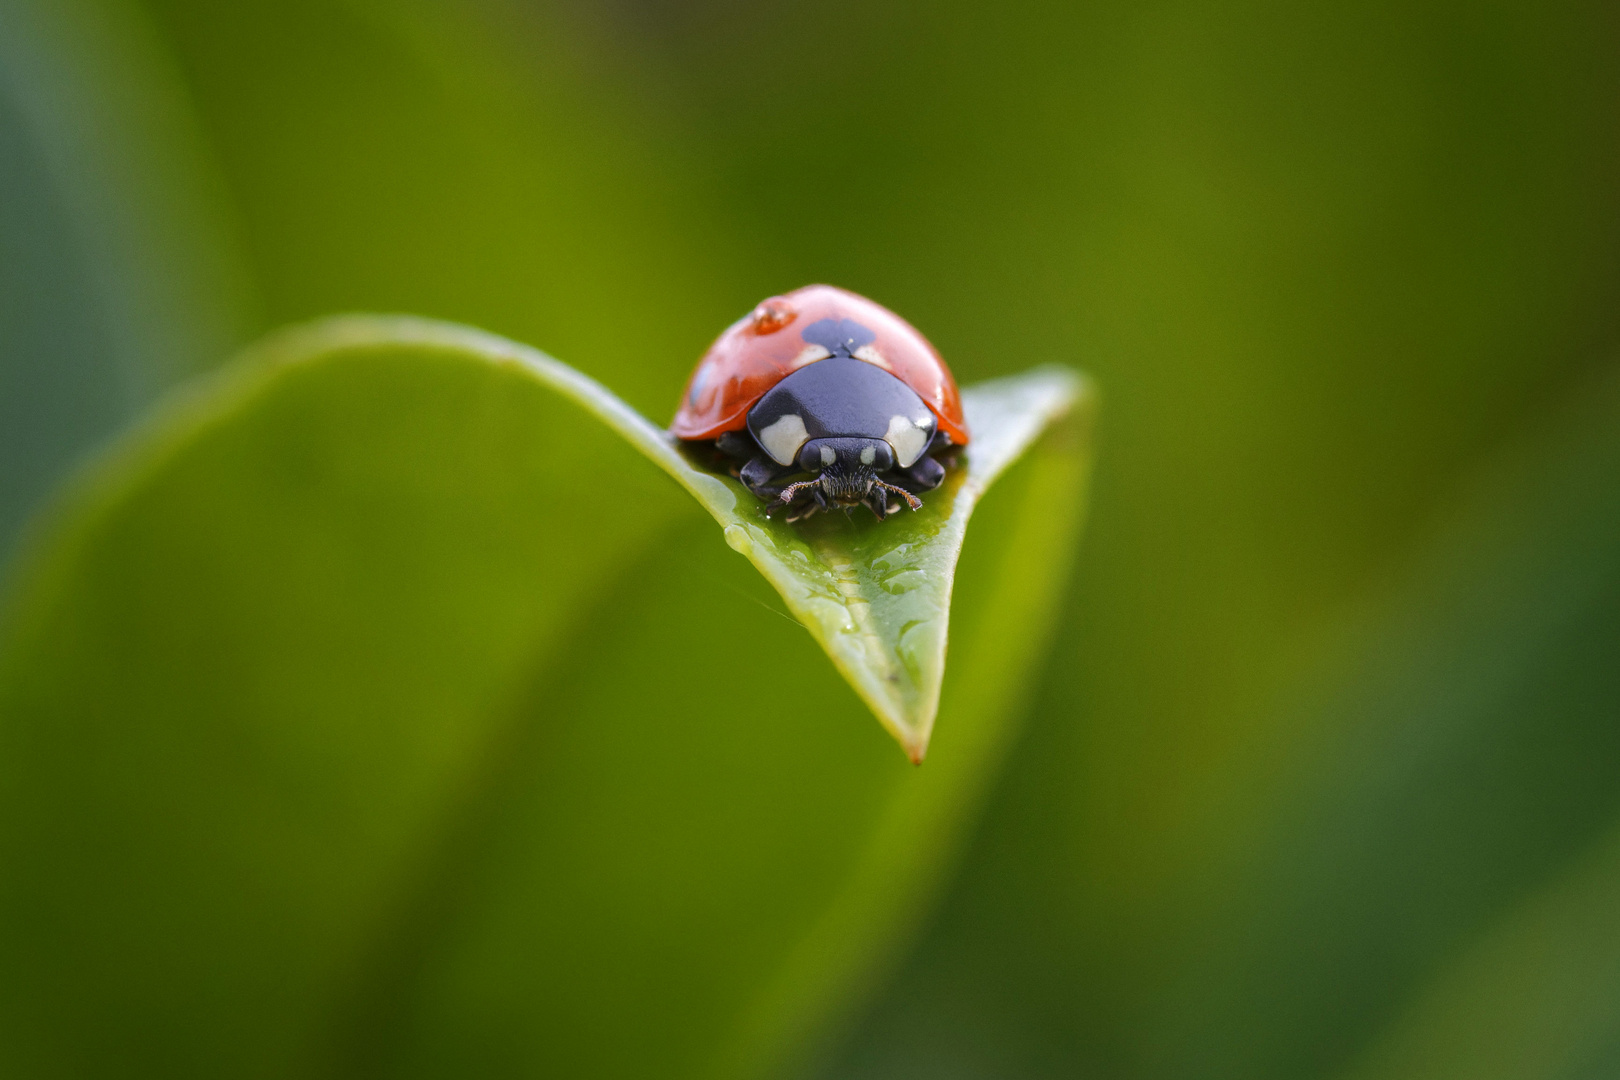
[750,298,796,335]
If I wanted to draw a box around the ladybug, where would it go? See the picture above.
[673,285,969,521]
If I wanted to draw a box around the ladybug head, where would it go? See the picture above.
[796,437,894,503]
[774,436,922,513]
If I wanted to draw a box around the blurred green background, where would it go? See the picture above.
[2,0,1619,1076]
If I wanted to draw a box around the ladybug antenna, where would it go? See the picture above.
[872,479,923,511]
[771,478,824,510]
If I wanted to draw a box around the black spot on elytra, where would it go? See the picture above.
[800,318,876,357]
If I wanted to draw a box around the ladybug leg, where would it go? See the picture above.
[921,430,963,472]
[782,491,826,523]
[739,454,798,499]
[896,454,946,494]
[770,477,826,520]
[716,431,757,461]
[868,479,922,519]
[864,489,892,521]
[770,476,846,522]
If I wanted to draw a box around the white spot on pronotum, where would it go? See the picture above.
[860,445,876,466]
[820,445,836,466]
[885,414,929,467]
[853,344,891,370]
[790,345,832,369]
[758,413,809,465]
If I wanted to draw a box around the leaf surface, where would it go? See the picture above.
[245,316,1089,759]
[0,318,1091,1077]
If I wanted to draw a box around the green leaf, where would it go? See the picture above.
[1342,821,1620,1080]
[0,317,1091,1077]
[0,0,254,559]
[1130,367,1620,1080]
[711,367,1084,762]
[238,315,1090,761]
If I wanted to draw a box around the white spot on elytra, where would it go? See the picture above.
[790,345,831,369]
[820,445,836,466]
[886,414,929,467]
[688,361,712,405]
[860,446,876,466]
[758,413,809,465]
[853,344,891,370]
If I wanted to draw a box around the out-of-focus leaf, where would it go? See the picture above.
[772,0,1620,1071]
[0,0,253,559]
[133,0,752,421]
[1139,366,1620,1080]
[0,320,1089,1077]
[1343,821,1620,1080]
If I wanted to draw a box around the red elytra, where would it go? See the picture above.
[671,284,970,447]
